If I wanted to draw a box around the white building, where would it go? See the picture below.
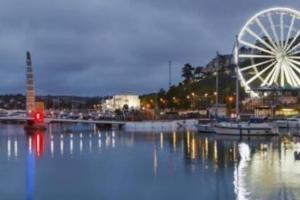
[102,94,140,111]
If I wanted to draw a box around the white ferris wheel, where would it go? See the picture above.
[235,7,300,96]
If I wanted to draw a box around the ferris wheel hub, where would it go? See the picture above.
[275,52,285,61]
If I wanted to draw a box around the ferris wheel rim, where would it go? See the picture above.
[238,7,300,41]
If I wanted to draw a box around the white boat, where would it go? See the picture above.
[274,117,300,128]
[214,121,274,136]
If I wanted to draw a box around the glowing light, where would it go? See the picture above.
[14,140,18,158]
[7,138,11,159]
[187,132,190,153]
[112,138,115,148]
[172,132,176,150]
[89,140,92,152]
[32,132,44,157]
[191,137,196,160]
[98,139,102,148]
[105,137,110,147]
[153,148,158,176]
[205,137,208,158]
[80,139,83,153]
[233,143,251,200]
[60,140,64,155]
[34,111,44,124]
[214,141,218,165]
[51,140,54,157]
[160,132,164,150]
[29,137,32,153]
[70,139,73,155]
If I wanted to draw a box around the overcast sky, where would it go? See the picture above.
[0,0,298,96]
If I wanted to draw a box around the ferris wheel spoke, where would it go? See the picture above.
[286,61,300,85]
[286,63,300,86]
[245,61,276,85]
[261,62,278,86]
[288,56,300,60]
[287,42,300,54]
[280,13,284,48]
[268,13,280,48]
[239,54,274,59]
[282,61,293,86]
[284,15,295,50]
[286,30,300,53]
[271,63,281,85]
[245,28,276,52]
[255,18,278,50]
[239,40,274,55]
[286,58,300,74]
[289,49,300,56]
[280,63,285,86]
[240,59,274,72]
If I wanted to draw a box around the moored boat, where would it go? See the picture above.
[274,117,300,128]
[214,121,275,136]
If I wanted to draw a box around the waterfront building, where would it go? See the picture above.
[202,54,234,74]
[102,94,140,111]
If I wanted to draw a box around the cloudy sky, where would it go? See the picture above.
[0,0,298,96]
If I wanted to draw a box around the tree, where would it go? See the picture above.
[181,63,194,84]
[194,66,204,81]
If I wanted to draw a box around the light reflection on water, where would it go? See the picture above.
[0,124,300,199]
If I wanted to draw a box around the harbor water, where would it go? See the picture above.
[0,124,300,200]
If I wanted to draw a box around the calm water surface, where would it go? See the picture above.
[1,124,300,200]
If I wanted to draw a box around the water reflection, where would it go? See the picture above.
[25,130,45,200]
[234,143,251,200]
[1,124,300,199]
[26,149,35,200]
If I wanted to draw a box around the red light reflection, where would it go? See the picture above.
[31,131,44,157]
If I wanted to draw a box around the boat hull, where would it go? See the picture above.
[195,124,215,133]
[214,122,275,136]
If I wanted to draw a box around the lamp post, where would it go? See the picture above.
[234,36,240,121]
[215,52,221,118]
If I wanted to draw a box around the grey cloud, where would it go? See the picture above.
[0,0,298,95]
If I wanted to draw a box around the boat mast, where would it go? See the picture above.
[234,36,240,121]
[215,52,220,119]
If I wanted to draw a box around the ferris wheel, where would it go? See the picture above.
[235,7,300,96]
